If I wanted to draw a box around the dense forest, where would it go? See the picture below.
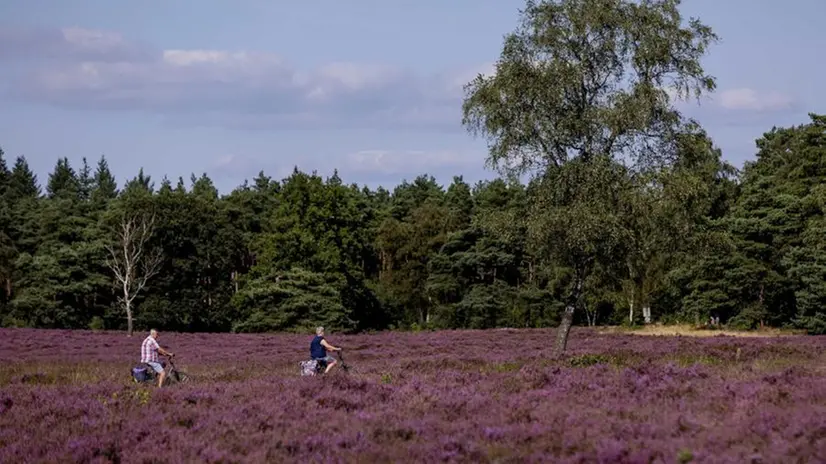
[1,113,824,335]
[1,0,825,339]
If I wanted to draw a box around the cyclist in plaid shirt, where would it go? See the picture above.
[141,329,174,387]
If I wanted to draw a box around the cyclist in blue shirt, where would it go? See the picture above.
[310,326,341,374]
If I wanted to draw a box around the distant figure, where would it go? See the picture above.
[141,329,174,387]
[310,326,341,374]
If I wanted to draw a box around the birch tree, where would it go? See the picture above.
[105,212,162,336]
[462,0,719,356]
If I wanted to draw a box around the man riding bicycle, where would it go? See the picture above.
[310,326,341,374]
[141,329,174,387]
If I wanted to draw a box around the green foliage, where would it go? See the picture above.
[461,0,721,354]
[88,316,105,331]
[568,353,612,367]
[0,147,14,313]
[1,109,825,334]
[232,267,354,333]
[462,0,718,175]
[671,114,826,331]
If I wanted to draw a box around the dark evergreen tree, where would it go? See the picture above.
[1,107,825,335]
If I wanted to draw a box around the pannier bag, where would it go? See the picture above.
[300,360,318,376]
[132,366,148,382]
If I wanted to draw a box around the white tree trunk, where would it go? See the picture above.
[584,303,596,326]
[628,299,634,324]
[123,275,133,336]
[126,298,133,337]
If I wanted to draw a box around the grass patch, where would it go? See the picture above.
[667,354,723,367]
[0,362,120,386]
[751,355,810,373]
[480,361,523,373]
[568,354,615,368]
[599,324,805,338]
[677,448,694,463]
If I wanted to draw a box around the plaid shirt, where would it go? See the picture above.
[141,336,160,363]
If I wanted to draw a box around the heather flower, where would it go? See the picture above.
[1,327,825,462]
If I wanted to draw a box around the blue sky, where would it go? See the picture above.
[0,0,823,194]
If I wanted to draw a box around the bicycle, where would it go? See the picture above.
[300,350,354,376]
[131,354,191,386]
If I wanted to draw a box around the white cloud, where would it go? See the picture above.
[0,26,481,131]
[2,26,795,137]
[717,88,794,112]
[0,26,149,62]
[61,27,127,54]
[317,62,404,90]
[346,149,481,175]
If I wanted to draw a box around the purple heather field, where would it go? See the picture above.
[1,328,825,463]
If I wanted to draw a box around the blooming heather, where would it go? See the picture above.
[0,328,825,462]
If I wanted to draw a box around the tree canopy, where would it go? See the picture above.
[0,109,823,338]
[462,0,722,354]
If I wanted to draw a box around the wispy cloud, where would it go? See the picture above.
[346,149,482,175]
[0,26,490,131]
[717,87,795,112]
[0,25,797,130]
[0,26,150,62]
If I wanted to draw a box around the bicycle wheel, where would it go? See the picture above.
[342,364,359,374]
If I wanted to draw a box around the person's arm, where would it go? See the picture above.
[157,343,174,357]
[320,339,341,351]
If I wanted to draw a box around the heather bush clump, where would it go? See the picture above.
[1,328,825,462]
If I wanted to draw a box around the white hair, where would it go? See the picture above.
[316,326,324,335]
[150,329,158,336]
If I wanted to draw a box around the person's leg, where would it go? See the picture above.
[324,355,337,374]
[147,362,165,387]
[313,358,326,374]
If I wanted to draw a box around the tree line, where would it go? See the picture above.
[1,0,824,347]
[1,112,824,337]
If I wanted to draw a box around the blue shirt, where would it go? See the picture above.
[310,335,326,359]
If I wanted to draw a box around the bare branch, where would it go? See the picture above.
[104,210,163,335]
